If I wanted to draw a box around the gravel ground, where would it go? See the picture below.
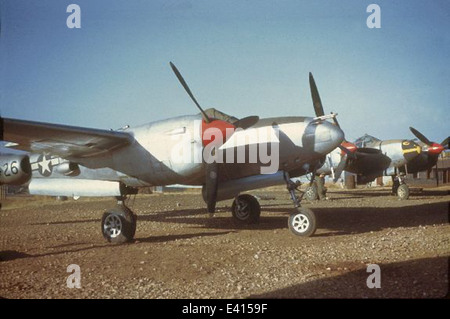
[0,185,449,299]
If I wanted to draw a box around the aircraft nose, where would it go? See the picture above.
[313,121,345,154]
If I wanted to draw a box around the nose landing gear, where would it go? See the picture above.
[284,172,317,237]
[392,174,410,200]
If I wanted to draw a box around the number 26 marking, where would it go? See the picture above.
[1,161,19,176]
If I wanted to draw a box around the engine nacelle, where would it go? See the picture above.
[0,154,32,185]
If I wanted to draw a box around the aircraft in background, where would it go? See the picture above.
[302,74,446,201]
[0,63,345,243]
[399,127,448,184]
[307,121,446,200]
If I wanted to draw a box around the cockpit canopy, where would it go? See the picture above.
[354,134,381,148]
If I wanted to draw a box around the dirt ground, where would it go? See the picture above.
[0,185,449,299]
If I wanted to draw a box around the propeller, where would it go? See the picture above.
[409,127,444,155]
[205,161,219,214]
[171,61,259,129]
[309,73,342,129]
[409,127,432,146]
[409,127,446,186]
[309,72,352,181]
[170,62,212,123]
[170,62,259,214]
[441,137,449,150]
[333,142,358,182]
[309,72,325,118]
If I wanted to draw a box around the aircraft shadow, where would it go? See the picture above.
[30,219,100,226]
[135,231,235,244]
[248,256,449,298]
[267,201,449,236]
[0,250,32,262]
[137,208,288,231]
[138,201,449,236]
[0,232,237,261]
[329,188,449,198]
[0,244,110,261]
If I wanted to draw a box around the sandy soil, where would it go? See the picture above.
[0,185,449,299]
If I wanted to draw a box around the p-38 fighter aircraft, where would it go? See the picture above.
[315,134,423,200]
[311,124,446,200]
[302,73,431,201]
[307,132,447,201]
[0,63,345,243]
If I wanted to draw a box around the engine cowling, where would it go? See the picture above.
[0,154,32,185]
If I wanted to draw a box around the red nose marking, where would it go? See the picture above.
[201,119,235,146]
[428,143,444,155]
[341,141,357,155]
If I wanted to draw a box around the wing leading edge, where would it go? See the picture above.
[0,117,135,158]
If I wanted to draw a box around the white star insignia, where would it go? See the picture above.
[38,155,52,174]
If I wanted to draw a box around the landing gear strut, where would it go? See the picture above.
[101,199,137,244]
[392,174,409,200]
[284,172,317,237]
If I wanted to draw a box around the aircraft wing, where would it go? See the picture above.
[0,117,134,158]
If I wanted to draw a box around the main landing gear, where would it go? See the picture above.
[101,198,137,244]
[231,194,261,224]
[391,174,410,200]
[229,173,317,237]
[101,177,317,244]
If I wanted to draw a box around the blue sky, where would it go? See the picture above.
[1,0,449,143]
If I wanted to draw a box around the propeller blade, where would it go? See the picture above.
[333,154,348,183]
[441,136,449,149]
[170,62,211,123]
[435,155,439,187]
[309,73,325,117]
[205,162,219,214]
[409,127,432,146]
[232,116,259,130]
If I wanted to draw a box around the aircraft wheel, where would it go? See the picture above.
[304,184,318,201]
[101,205,136,244]
[288,207,317,237]
[231,194,261,224]
[397,184,410,200]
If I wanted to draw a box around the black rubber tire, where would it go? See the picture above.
[397,184,410,200]
[304,184,319,201]
[231,194,261,224]
[101,205,136,244]
[288,207,317,237]
[392,179,400,195]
